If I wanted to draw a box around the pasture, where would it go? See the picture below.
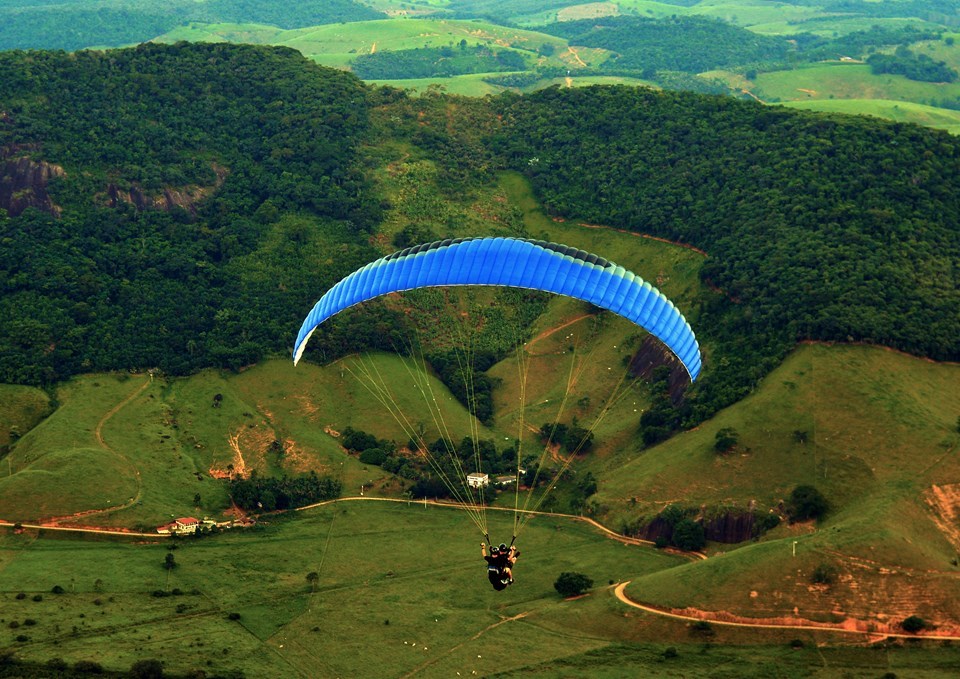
[4,502,960,678]
[754,63,960,106]
[596,342,960,626]
[782,99,960,135]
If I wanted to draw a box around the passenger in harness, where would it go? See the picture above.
[481,542,519,591]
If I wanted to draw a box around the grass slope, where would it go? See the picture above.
[155,18,573,72]
[0,384,49,454]
[0,502,685,677]
[754,63,960,107]
[597,342,960,625]
[781,98,960,135]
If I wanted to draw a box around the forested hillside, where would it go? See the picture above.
[0,0,384,51]
[2,43,959,435]
[495,85,960,416]
[540,16,791,74]
[0,43,383,383]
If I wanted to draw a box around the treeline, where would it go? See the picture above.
[228,471,341,511]
[352,45,527,80]
[791,24,943,61]
[540,16,791,75]
[867,47,958,82]
[0,0,384,51]
[494,85,960,421]
[0,43,381,384]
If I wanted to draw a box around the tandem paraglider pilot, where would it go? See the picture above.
[481,542,519,591]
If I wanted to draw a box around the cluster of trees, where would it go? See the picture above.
[228,471,341,512]
[352,44,527,80]
[496,84,960,427]
[867,47,958,82]
[541,16,790,75]
[343,424,521,491]
[538,420,594,454]
[0,43,382,384]
[0,0,384,51]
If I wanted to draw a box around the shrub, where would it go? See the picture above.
[789,639,804,649]
[811,563,837,585]
[15,592,25,600]
[713,427,738,453]
[901,616,926,633]
[671,518,706,551]
[51,585,65,594]
[73,660,104,673]
[359,447,387,466]
[554,572,593,597]
[129,658,165,679]
[787,485,828,522]
[227,612,242,621]
[663,647,678,658]
[31,594,42,602]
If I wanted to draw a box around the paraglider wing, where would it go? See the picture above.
[293,237,702,380]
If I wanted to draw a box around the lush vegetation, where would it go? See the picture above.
[495,84,960,420]
[227,470,341,511]
[540,16,791,75]
[0,43,380,383]
[868,46,958,82]
[0,0,384,51]
[353,44,527,80]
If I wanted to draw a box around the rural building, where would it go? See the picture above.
[495,476,515,487]
[175,517,199,533]
[467,472,489,488]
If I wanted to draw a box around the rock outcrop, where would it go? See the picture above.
[0,146,65,217]
[102,164,227,214]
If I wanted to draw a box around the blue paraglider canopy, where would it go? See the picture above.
[294,237,701,380]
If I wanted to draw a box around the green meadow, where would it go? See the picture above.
[4,503,960,678]
[596,342,960,626]
[754,63,960,107]
[782,99,960,135]
[155,18,572,72]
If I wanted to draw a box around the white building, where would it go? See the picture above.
[467,472,489,488]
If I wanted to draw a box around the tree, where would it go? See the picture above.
[671,518,706,551]
[130,658,165,679]
[554,571,593,597]
[901,615,926,633]
[163,553,177,570]
[714,427,738,453]
[787,485,828,522]
[306,571,319,592]
[193,493,201,507]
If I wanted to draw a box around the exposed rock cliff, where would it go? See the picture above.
[0,146,65,217]
[628,335,689,404]
[102,164,227,214]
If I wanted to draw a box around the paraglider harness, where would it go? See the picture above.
[483,535,518,591]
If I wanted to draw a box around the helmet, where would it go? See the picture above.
[498,544,507,552]
[490,546,500,555]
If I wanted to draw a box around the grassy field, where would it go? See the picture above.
[595,342,960,626]
[781,98,960,135]
[4,502,960,678]
[753,63,960,107]
[0,502,687,677]
[154,18,574,72]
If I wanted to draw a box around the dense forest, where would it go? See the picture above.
[494,85,960,418]
[867,47,958,82]
[2,43,960,435]
[352,44,527,80]
[0,43,382,383]
[0,0,384,51]
[540,16,791,75]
